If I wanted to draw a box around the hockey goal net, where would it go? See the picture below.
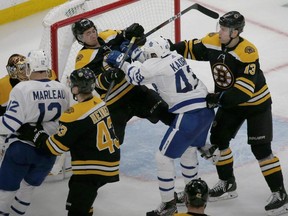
[39,0,181,82]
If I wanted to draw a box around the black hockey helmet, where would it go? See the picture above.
[71,18,96,44]
[219,11,245,33]
[69,67,96,94]
[184,178,209,207]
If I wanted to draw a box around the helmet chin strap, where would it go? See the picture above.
[223,28,237,47]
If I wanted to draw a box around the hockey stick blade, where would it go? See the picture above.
[194,4,219,19]
[50,153,66,175]
[144,3,219,39]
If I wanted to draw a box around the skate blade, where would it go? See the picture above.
[208,191,238,202]
[266,203,288,216]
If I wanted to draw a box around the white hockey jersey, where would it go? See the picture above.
[122,51,208,113]
[0,79,70,145]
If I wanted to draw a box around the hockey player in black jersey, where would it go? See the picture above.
[19,68,120,216]
[71,18,175,144]
[170,11,288,215]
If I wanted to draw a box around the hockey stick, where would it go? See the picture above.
[50,153,66,175]
[143,3,219,39]
[104,36,137,102]
[104,4,219,101]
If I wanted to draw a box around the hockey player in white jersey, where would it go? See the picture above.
[0,50,70,215]
[106,36,215,216]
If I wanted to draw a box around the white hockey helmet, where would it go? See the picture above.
[27,50,49,73]
[143,36,171,59]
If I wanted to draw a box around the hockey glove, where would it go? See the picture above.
[124,23,144,40]
[205,92,223,109]
[198,144,221,165]
[17,123,49,148]
[106,68,125,84]
[167,39,176,51]
[120,41,144,62]
[106,50,125,68]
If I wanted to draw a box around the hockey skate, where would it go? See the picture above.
[265,187,288,216]
[146,199,177,216]
[209,177,238,202]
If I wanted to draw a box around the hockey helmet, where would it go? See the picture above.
[219,11,245,33]
[143,36,171,59]
[27,50,49,74]
[184,178,209,207]
[69,67,96,94]
[72,18,96,44]
[6,54,29,81]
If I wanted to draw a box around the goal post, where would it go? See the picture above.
[39,0,181,81]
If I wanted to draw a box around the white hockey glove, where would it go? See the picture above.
[120,41,146,62]
[198,144,220,165]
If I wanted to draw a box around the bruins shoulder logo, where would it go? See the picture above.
[244,46,255,54]
[208,32,217,37]
[64,107,74,114]
[76,54,83,62]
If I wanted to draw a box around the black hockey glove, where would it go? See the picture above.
[205,92,222,109]
[106,68,125,84]
[167,39,176,51]
[124,23,144,40]
[17,123,49,148]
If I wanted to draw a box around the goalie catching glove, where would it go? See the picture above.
[17,123,48,148]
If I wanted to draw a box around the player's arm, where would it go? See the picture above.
[220,61,260,108]
[170,34,214,61]
[17,121,72,156]
[0,87,25,135]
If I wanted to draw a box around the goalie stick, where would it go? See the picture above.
[104,3,219,101]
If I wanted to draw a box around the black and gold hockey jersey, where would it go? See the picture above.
[173,33,272,109]
[75,29,134,108]
[42,96,120,182]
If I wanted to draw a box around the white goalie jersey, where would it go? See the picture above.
[122,51,208,113]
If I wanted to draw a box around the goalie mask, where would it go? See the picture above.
[184,178,209,207]
[72,18,97,45]
[69,67,96,94]
[6,54,29,81]
[143,36,171,59]
[219,11,245,33]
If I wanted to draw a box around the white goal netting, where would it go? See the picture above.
[39,0,180,82]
